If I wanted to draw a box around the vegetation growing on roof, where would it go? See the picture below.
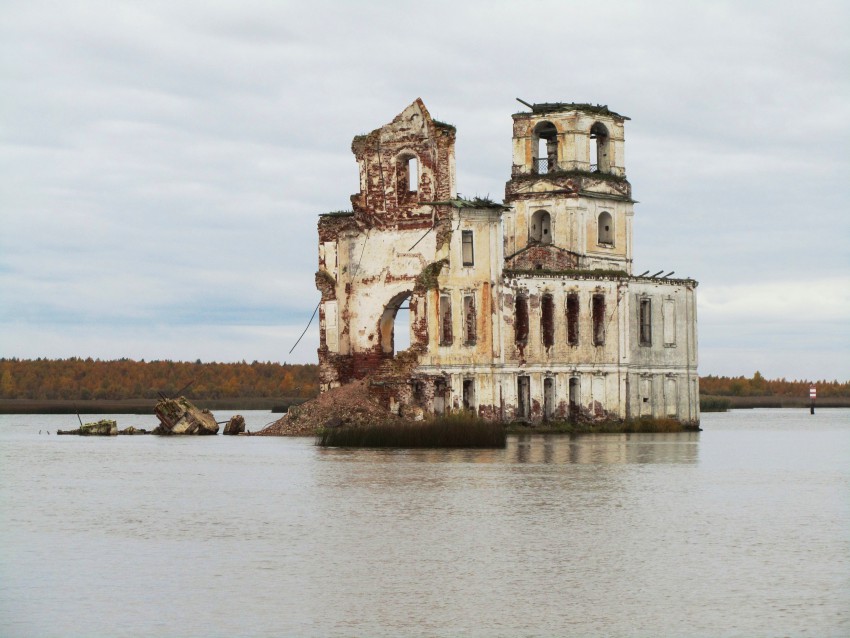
[511,168,630,185]
[319,210,355,217]
[433,119,456,131]
[504,268,630,279]
[515,102,629,120]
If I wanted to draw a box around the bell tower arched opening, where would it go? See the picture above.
[590,122,610,173]
[532,121,558,175]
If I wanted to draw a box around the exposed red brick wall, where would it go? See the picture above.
[506,245,579,271]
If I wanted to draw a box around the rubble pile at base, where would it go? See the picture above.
[255,379,401,436]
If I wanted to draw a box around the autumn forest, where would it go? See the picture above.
[1,358,847,402]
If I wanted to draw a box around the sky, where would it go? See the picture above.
[1,0,848,381]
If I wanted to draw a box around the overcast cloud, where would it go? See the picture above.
[1,0,848,380]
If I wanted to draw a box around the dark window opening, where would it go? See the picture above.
[568,377,580,422]
[439,293,453,346]
[541,294,555,348]
[434,378,447,415]
[543,377,555,420]
[592,294,606,346]
[463,294,476,346]
[639,298,652,346]
[461,230,474,267]
[514,296,529,345]
[463,379,474,411]
[566,293,579,345]
[517,376,530,418]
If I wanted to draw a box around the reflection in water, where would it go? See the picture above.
[509,432,700,464]
[318,433,701,466]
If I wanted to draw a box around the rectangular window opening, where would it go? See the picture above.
[515,296,529,345]
[663,298,676,345]
[461,230,474,267]
[592,294,606,346]
[543,377,555,420]
[439,294,453,346]
[517,376,530,418]
[462,379,475,411]
[639,298,652,347]
[463,294,477,346]
[566,293,579,346]
[541,294,555,348]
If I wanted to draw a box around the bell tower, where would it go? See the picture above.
[503,102,634,274]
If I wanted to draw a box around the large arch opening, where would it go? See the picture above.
[379,291,412,355]
[533,121,558,174]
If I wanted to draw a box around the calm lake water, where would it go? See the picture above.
[1,409,848,637]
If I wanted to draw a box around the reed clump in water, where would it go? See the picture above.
[316,412,506,449]
[700,397,731,412]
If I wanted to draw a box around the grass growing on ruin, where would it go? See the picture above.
[316,412,507,449]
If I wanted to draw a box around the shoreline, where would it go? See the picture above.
[1,396,846,416]
[0,397,309,415]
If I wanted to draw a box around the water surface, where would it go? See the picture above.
[1,409,848,637]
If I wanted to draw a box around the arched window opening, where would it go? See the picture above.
[598,211,614,246]
[529,210,551,244]
[590,122,610,173]
[533,121,558,175]
[380,291,412,355]
[514,295,529,345]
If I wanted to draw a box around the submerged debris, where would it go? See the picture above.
[223,415,246,436]
[118,426,150,435]
[153,396,219,435]
[57,419,118,436]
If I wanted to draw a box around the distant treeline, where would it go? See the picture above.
[1,359,847,401]
[0,358,319,400]
[700,372,850,398]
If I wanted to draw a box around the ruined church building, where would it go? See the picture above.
[315,99,699,424]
